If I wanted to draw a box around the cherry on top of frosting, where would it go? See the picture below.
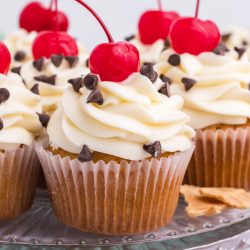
[19,1,69,33]
[169,0,220,55]
[75,0,140,82]
[0,42,11,75]
[138,0,180,45]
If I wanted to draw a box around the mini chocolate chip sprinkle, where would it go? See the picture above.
[212,43,229,56]
[30,84,39,95]
[143,62,155,66]
[221,33,231,42]
[78,145,92,162]
[159,74,172,85]
[37,113,50,127]
[33,57,45,71]
[143,141,162,158]
[168,54,181,66]
[0,88,10,104]
[83,73,99,90]
[34,75,56,85]
[182,77,197,91]
[158,83,171,97]
[0,118,3,131]
[234,46,246,59]
[11,66,21,75]
[51,54,63,67]
[164,39,170,48]
[140,63,158,83]
[68,77,83,92]
[242,40,248,46]
[125,34,135,41]
[85,58,89,67]
[14,51,26,61]
[87,88,104,105]
[65,56,79,68]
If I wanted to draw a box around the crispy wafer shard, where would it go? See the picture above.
[200,187,250,209]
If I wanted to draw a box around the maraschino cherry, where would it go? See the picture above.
[169,0,220,55]
[32,0,78,60]
[75,0,140,82]
[0,42,11,75]
[138,0,180,45]
[19,0,69,33]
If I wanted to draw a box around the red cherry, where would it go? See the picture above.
[32,31,78,60]
[0,42,11,75]
[47,10,69,32]
[138,10,180,45]
[90,42,140,82]
[169,17,220,55]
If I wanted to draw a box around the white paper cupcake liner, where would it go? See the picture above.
[185,126,250,190]
[0,144,40,220]
[37,145,194,235]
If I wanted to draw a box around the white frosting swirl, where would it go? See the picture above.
[48,73,194,160]
[155,49,250,129]
[20,57,89,113]
[130,35,165,63]
[0,73,42,150]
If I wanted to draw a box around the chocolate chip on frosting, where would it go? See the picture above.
[143,141,162,158]
[14,51,26,61]
[221,33,231,42]
[234,46,246,59]
[78,145,92,162]
[168,54,181,66]
[83,73,99,90]
[159,74,172,85]
[34,75,56,85]
[30,84,39,95]
[11,66,21,75]
[37,113,50,127]
[65,56,79,68]
[85,58,89,68]
[158,83,171,97]
[87,88,104,105]
[125,34,135,41]
[0,88,10,104]
[182,77,196,91]
[140,63,158,83]
[242,40,248,46]
[68,77,84,92]
[51,54,63,67]
[164,39,170,48]
[0,118,3,131]
[33,57,45,71]
[212,43,229,56]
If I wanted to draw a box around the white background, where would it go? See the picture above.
[1,0,249,50]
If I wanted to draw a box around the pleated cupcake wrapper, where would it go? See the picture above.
[37,145,194,235]
[0,144,40,220]
[185,126,250,190]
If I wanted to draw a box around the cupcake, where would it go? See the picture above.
[155,38,250,190]
[0,69,43,220]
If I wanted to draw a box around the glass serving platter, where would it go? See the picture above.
[0,189,250,250]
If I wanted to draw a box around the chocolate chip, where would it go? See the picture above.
[85,58,89,68]
[30,84,39,95]
[83,73,99,90]
[221,33,231,42]
[242,40,248,46]
[33,57,45,71]
[234,46,246,59]
[68,77,83,92]
[158,83,171,97]
[168,54,181,66]
[140,63,158,83]
[14,51,26,61]
[34,75,56,85]
[182,77,196,91]
[213,43,229,56]
[87,88,104,105]
[0,88,10,104]
[0,118,3,131]
[65,56,79,68]
[164,39,170,48]
[11,66,21,75]
[37,113,50,127]
[159,74,172,85]
[125,34,135,41]
[143,141,162,158]
[78,145,92,162]
[51,54,63,67]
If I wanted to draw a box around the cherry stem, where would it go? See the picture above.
[157,0,163,11]
[195,0,200,18]
[54,0,59,32]
[74,0,114,43]
[49,0,54,10]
